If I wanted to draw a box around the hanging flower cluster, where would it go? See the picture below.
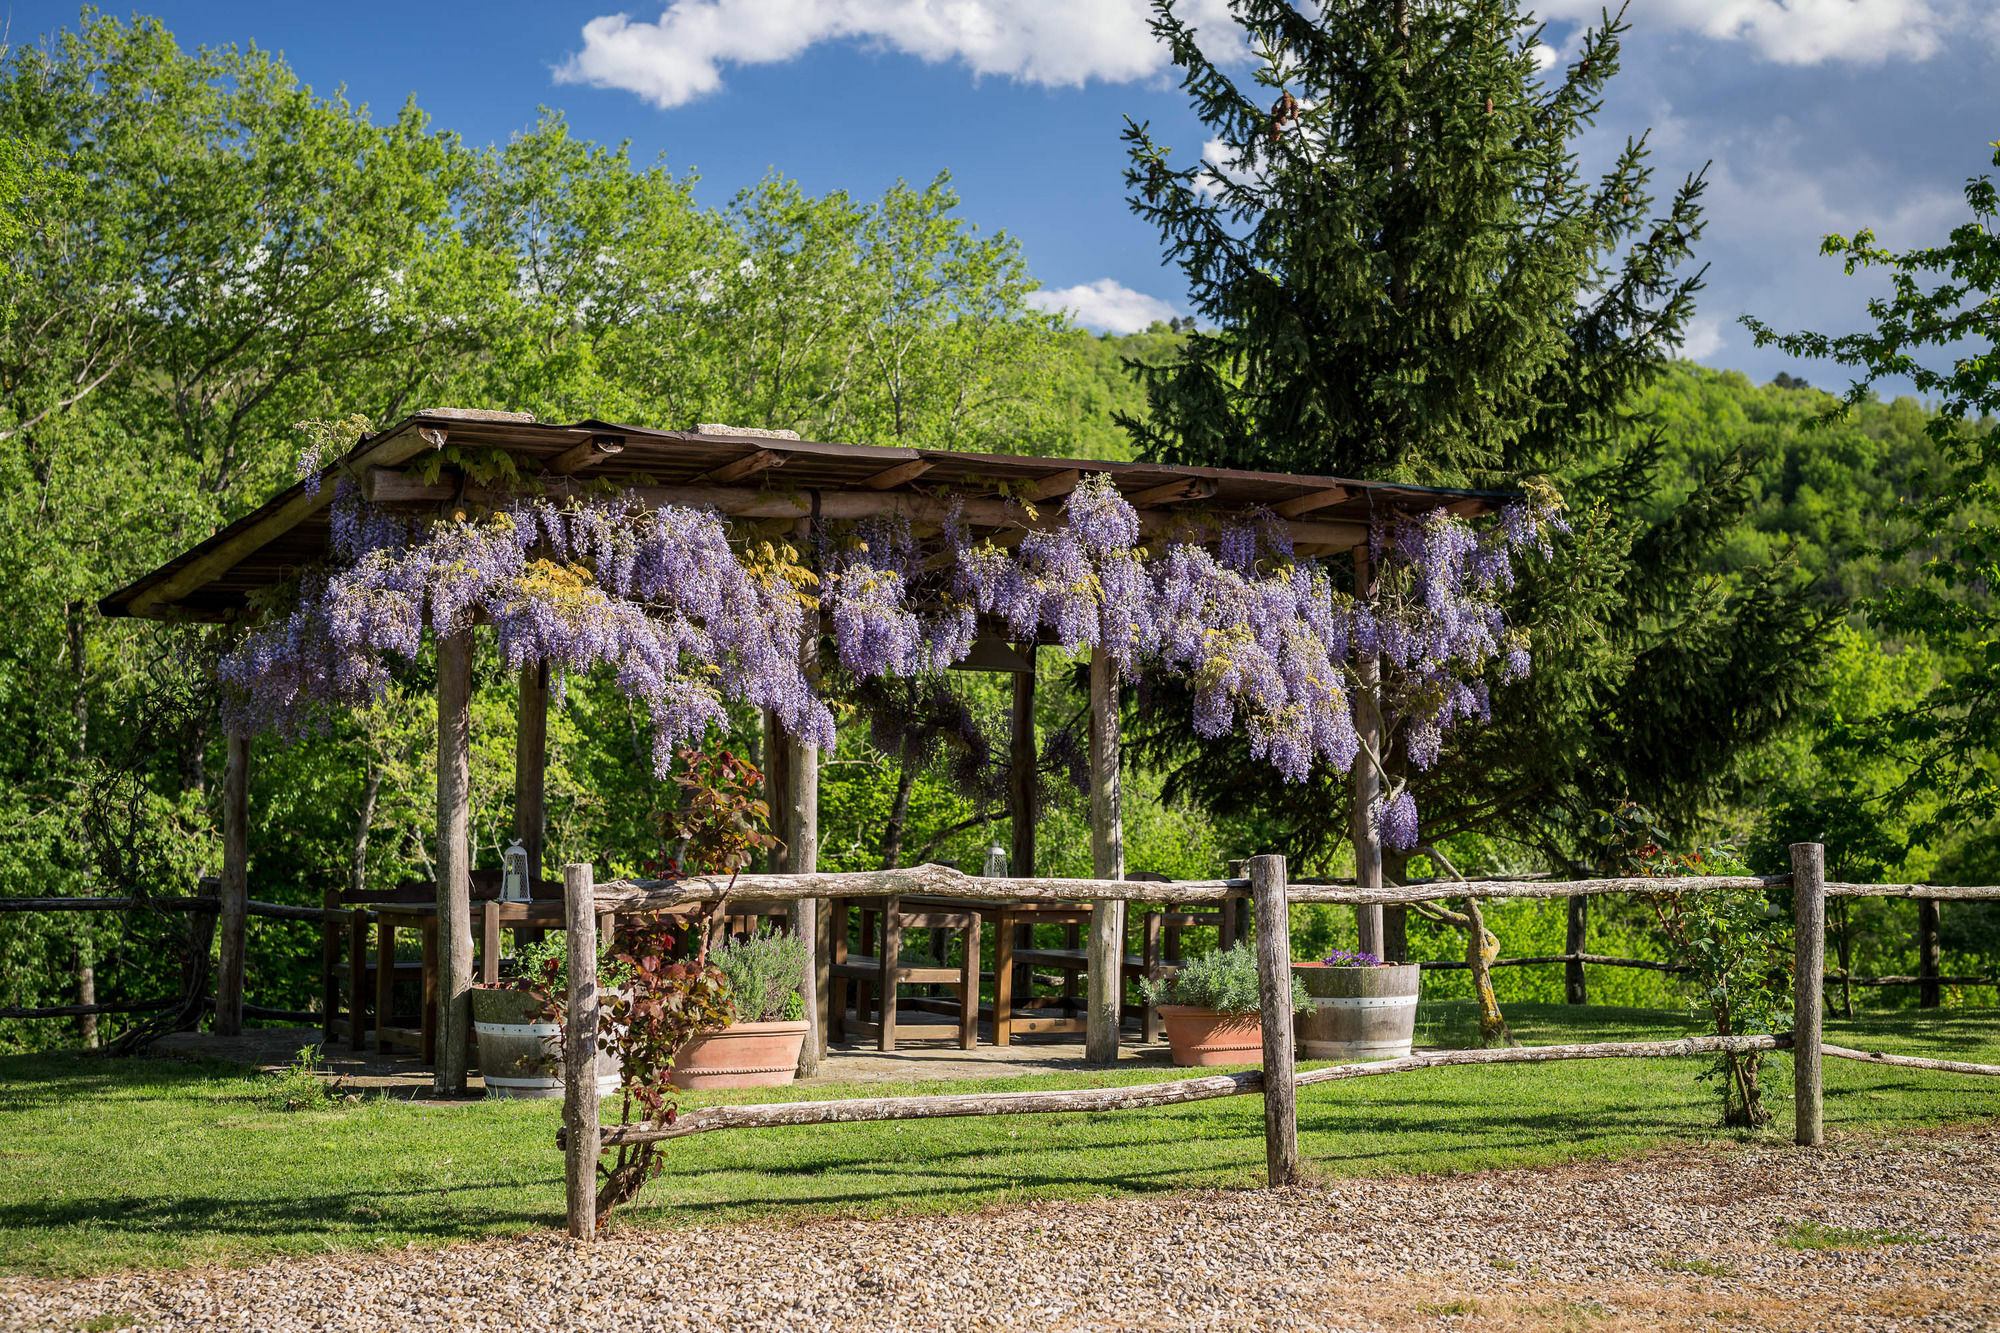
[222,483,832,771]
[221,472,1561,839]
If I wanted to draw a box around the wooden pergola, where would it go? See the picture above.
[101,407,1506,1092]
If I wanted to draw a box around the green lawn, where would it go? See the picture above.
[2,1002,1995,1278]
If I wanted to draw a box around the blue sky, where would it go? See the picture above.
[10,1,1998,389]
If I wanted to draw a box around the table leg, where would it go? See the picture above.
[878,900,899,1053]
[1144,909,1164,1044]
[420,917,438,1066]
[482,901,501,986]
[1063,922,1081,1014]
[348,909,369,1052]
[828,899,849,1041]
[959,913,980,1050]
[375,918,395,1054]
[994,915,1014,1048]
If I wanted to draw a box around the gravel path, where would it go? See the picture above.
[7,1127,1997,1332]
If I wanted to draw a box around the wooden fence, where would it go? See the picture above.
[0,888,357,1033]
[551,844,2000,1239]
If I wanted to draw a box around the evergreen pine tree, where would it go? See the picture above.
[1120,1,1832,879]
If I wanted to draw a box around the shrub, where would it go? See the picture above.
[711,928,810,1023]
[1139,942,1309,1014]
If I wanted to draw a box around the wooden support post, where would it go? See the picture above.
[1918,897,1942,1008]
[1087,644,1126,1065]
[1350,548,1383,958]
[1565,894,1588,1005]
[1382,848,1408,964]
[562,862,599,1239]
[1009,645,1037,880]
[214,728,251,1037]
[1251,853,1298,1186]
[515,661,549,880]
[1792,842,1826,1148]
[434,628,475,1096]
[76,939,97,1049]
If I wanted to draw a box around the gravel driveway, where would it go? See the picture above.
[7,1126,1996,1332]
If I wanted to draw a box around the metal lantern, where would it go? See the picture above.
[982,841,1009,878]
[502,839,530,902]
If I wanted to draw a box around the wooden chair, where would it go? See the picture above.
[828,896,981,1051]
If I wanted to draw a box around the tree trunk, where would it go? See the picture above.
[67,603,87,763]
[1382,847,1408,963]
[351,763,382,900]
[1835,897,1854,1019]
[76,939,98,1049]
[1565,894,1588,1005]
[879,759,915,870]
[1918,897,1941,1008]
[1463,897,1517,1047]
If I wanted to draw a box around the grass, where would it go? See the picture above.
[0,1001,1994,1278]
[1778,1220,1930,1250]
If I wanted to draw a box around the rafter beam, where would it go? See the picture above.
[1125,477,1220,507]
[361,468,1368,549]
[862,459,933,490]
[1273,486,1350,519]
[692,449,785,485]
[545,435,625,476]
[1026,469,1084,502]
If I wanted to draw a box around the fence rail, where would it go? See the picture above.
[550,847,2000,1240]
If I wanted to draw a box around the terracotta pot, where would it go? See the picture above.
[670,1019,809,1089]
[1292,962,1421,1061]
[470,985,621,1100]
[1157,1004,1264,1067]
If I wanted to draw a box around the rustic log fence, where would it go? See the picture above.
[0,888,360,1033]
[550,844,2000,1239]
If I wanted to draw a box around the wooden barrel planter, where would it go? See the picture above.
[471,986,620,1100]
[1293,963,1420,1061]
[670,1019,809,1089]
[1157,1005,1264,1067]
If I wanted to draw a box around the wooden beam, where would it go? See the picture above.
[214,729,251,1037]
[1009,646,1038,880]
[544,435,624,476]
[693,448,785,485]
[1792,841,1825,1148]
[1251,853,1298,1186]
[562,861,599,1239]
[434,628,475,1097]
[1124,477,1220,507]
[361,468,1370,549]
[1273,486,1350,518]
[515,662,548,878]
[592,866,1794,912]
[1351,546,1384,957]
[862,459,933,490]
[1026,469,1084,502]
[561,1032,1795,1149]
[1086,644,1125,1065]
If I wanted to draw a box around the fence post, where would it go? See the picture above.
[1791,842,1825,1148]
[563,862,600,1239]
[1251,853,1298,1187]
[214,727,251,1037]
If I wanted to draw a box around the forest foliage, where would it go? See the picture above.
[0,12,1992,1046]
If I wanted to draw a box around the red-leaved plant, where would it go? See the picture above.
[590,745,782,1220]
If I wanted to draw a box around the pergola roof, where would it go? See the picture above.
[100,408,1513,623]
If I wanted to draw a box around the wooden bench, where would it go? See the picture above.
[829,896,980,1051]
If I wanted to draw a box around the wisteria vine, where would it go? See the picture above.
[222,472,1562,846]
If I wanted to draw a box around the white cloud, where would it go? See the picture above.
[1027,279,1180,334]
[1678,314,1727,361]
[1532,0,1988,66]
[558,0,1238,109]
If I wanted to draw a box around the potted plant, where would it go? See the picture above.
[1139,942,1309,1067]
[1293,948,1421,1061]
[670,928,812,1088]
[471,933,627,1100]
